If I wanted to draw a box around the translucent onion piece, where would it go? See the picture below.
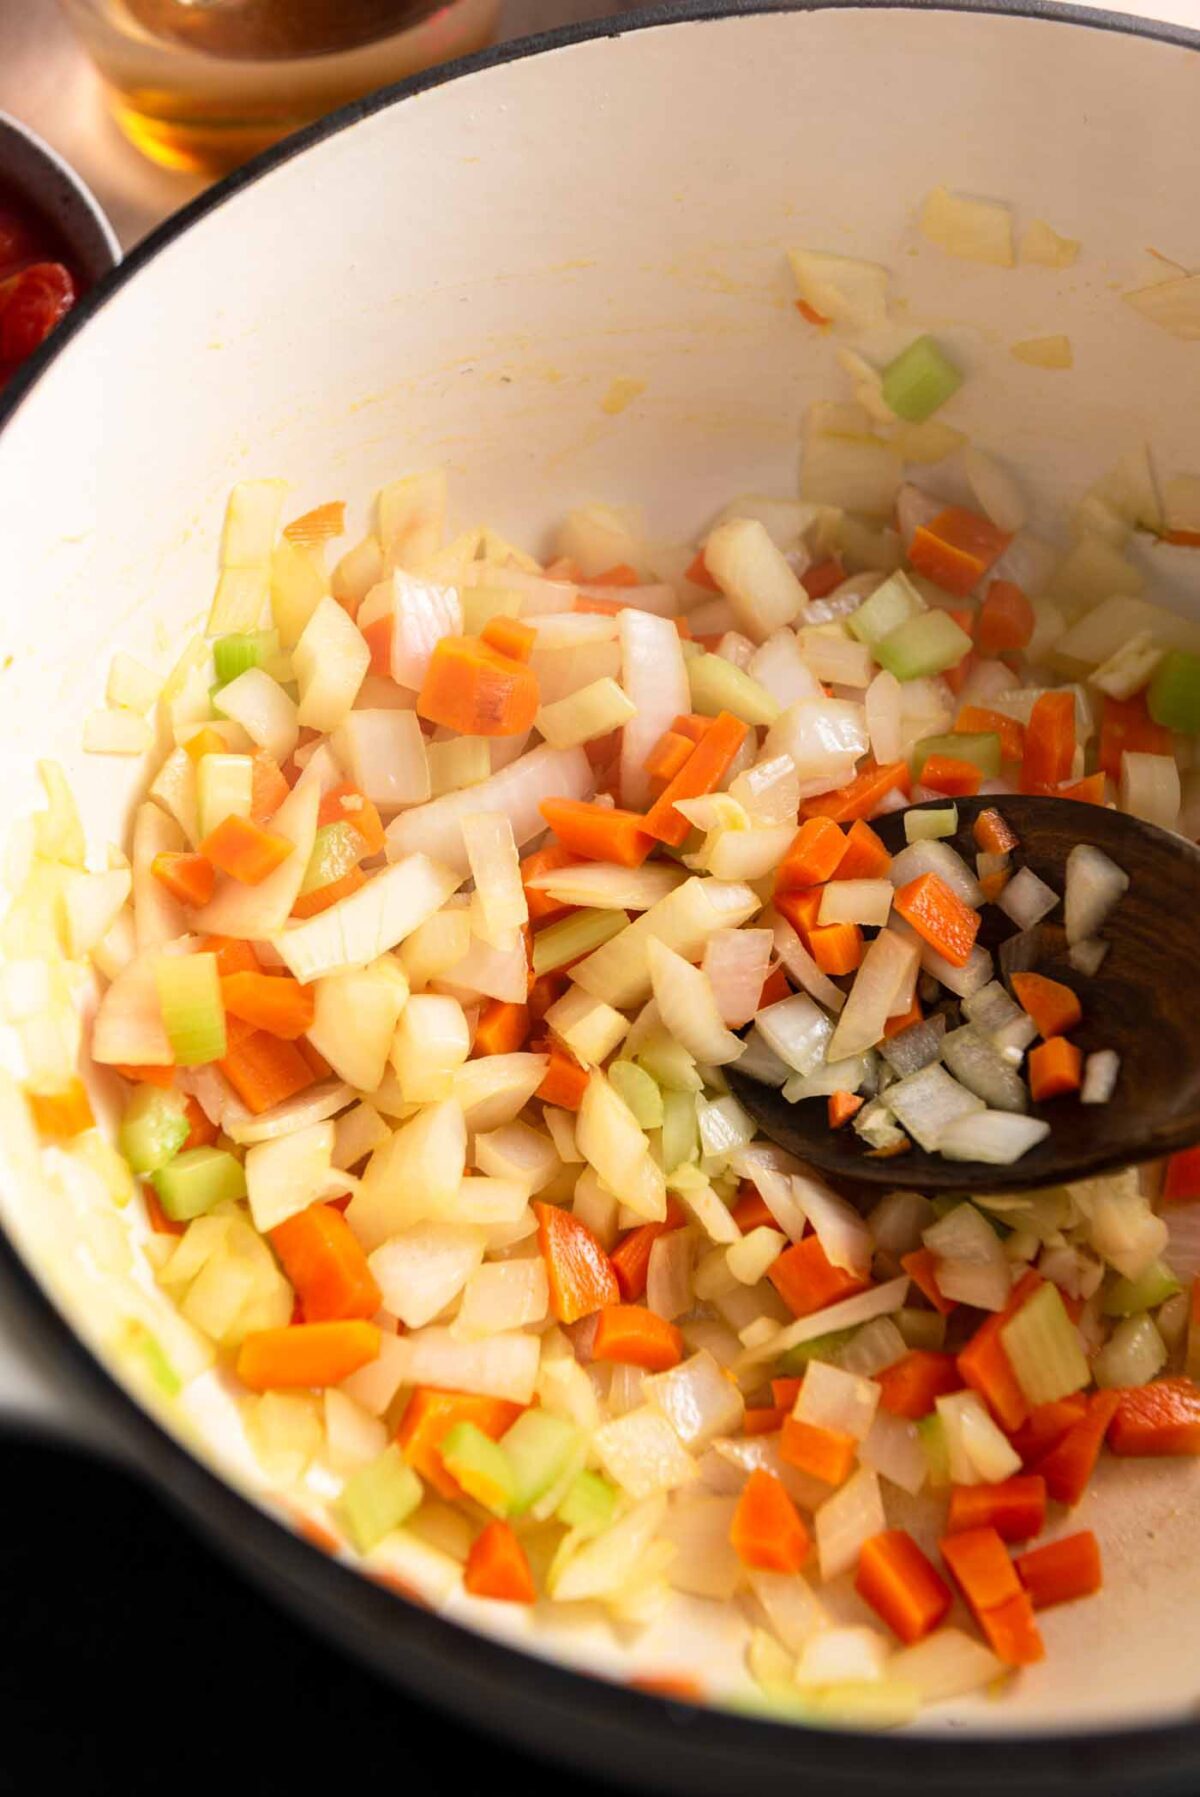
[572,877,759,1011]
[619,609,690,811]
[646,1228,695,1322]
[888,839,982,907]
[797,1360,879,1441]
[1082,1049,1120,1105]
[941,1025,1028,1113]
[886,1064,984,1152]
[385,743,593,873]
[1064,844,1128,945]
[755,991,834,1074]
[937,1112,1050,1165]
[592,1406,697,1500]
[858,1409,927,1495]
[368,1221,486,1328]
[995,866,1060,931]
[963,447,1027,535]
[643,1349,744,1448]
[815,1467,885,1581]
[826,928,919,1061]
[702,928,774,1028]
[890,1630,1003,1703]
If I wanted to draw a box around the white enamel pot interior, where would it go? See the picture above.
[4,0,1200,1774]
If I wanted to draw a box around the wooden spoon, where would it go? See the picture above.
[724,795,1200,1192]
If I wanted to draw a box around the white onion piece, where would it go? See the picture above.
[647,938,746,1067]
[618,609,689,811]
[217,668,299,765]
[864,669,902,765]
[793,1171,874,1277]
[1120,751,1181,830]
[593,1406,697,1499]
[1081,1049,1120,1106]
[858,1409,927,1495]
[889,839,982,906]
[456,1258,549,1338]
[817,879,893,927]
[228,1080,353,1146]
[765,697,869,783]
[896,482,943,551]
[836,1317,907,1377]
[887,1064,984,1151]
[736,1026,791,1087]
[705,823,796,882]
[443,928,529,1002]
[728,753,801,826]
[274,852,462,982]
[702,928,773,1027]
[454,1053,550,1133]
[332,709,430,811]
[751,1168,810,1243]
[879,1014,945,1079]
[643,1349,744,1448]
[385,743,592,872]
[91,942,181,1067]
[697,1094,756,1161]
[796,1626,891,1690]
[754,991,834,1074]
[577,1071,667,1222]
[1069,937,1109,979]
[385,1326,539,1404]
[747,1569,826,1655]
[941,1025,1028,1112]
[797,1360,880,1440]
[963,446,1027,535]
[868,1190,935,1258]
[368,1222,485,1328]
[995,866,1060,931]
[769,914,846,1014]
[925,1202,1012,1310]
[782,1053,874,1103]
[384,571,462,689]
[937,1111,1051,1165]
[748,631,823,707]
[131,802,186,950]
[815,1467,885,1580]
[1074,1174,1167,1280]
[743,1276,910,1367]
[891,1630,1004,1703]
[525,860,685,912]
[826,928,919,1061]
[646,1228,695,1322]
[1064,843,1129,944]
[195,754,316,939]
[787,248,890,330]
[548,1495,667,1603]
[936,1390,1021,1485]
[1094,1316,1167,1390]
[572,877,759,1011]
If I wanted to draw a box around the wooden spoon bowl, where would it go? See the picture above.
[725,795,1200,1192]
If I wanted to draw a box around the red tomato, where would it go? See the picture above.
[0,261,76,367]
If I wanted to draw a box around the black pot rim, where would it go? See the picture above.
[4,3,1200,1787]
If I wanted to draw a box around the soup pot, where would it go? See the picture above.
[3,4,1200,1789]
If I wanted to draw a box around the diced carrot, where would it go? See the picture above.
[1059,772,1107,805]
[976,580,1035,656]
[291,865,368,919]
[1163,529,1200,547]
[671,714,710,745]
[856,1529,953,1645]
[828,1090,864,1129]
[955,706,1025,764]
[808,921,864,976]
[183,726,227,765]
[1021,691,1076,794]
[628,1673,704,1703]
[939,1525,1021,1616]
[644,729,697,790]
[730,1184,776,1233]
[539,797,655,869]
[729,1468,810,1573]
[800,760,912,823]
[398,1389,525,1500]
[144,1184,186,1236]
[1028,1037,1083,1102]
[236,1320,380,1391]
[1010,972,1082,1040]
[1015,1531,1102,1609]
[920,754,983,798]
[200,813,294,885]
[956,1269,1042,1433]
[270,1202,382,1323]
[909,510,1011,598]
[883,994,923,1039]
[519,844,576,924]
[1163,1145,1200,1204]
[743,1407,787,1436]
[1007,1395,1088,1466]
[535,1044,590,1111]
[1098,694,1171,781]
[534,1200,619,1324]
[769,1236,871,1318]
[250,753,292,826]
[592,1304,684,1372]
[642,712,750,848]
[318,783,386,856]
[480,613,537,663]
[283,500,345,546]
[946,1476,1047,1542]
[900,1247,957,1318]
[1107,1377,1200,1456]
[219,1030,315,1115]
[26,1080,94,1139]
[776,816,846,891]
[979,869,1009,904]
[417,634,540,738]
[972,807,1019,856]
[152,851,215,908]
[181,1095,219,1151]
[773,886,823,946]
[609,1201,687,1302]
[832,819,891,881]
[771,1377,804,1410]
[464,1520,537,1604]
[802,557,846,600]
[893,872,980,969]
[685,549,721,593]
[979,1590,1045,1666]
[472,998,530,1059]
[876,1350,962,1419]
[360,613,394,676]
[758,964,791,1008]
[111,1061,177,1087]
[194,935,261,978]
[779,1415,858,1486]
[1031,1390,1121,1505]
[220,971,314,1039]
[795,298,831,328]
[590,563,642,588]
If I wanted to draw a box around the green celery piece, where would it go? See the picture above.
[895,1307,947,1351]
[660,1088,699,1173]
[339,1444,423,1553]
[609,1059,665,1129]
[154,952,226,1067]
[881,335,963,423]
[440,1421,515,1516]
[118,1084,189,1176]
[213,629,279,687]
[151,1146,246,1221]
[875,609,973,680]
[1102,1259,1182,1317]
[912,731,1002,780]
[500,1410,581,1514]
[1000,1282,1090,1406]
[779,1327,857,1374]
[916,1412,951,1487]
[1147,649,1200,734]
[556,1469,618,1537]
[904,806,957,842]
[687,653,781,727]
[298,820,362,897]
[531,908,626,977]
[845,570,925,647]
[637,1029,702,1094]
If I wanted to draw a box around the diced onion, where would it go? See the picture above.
[919,186,1013,266]
[646,1228,696,1322]
[1082,1049,1120,1105]
[797,1361,879,1440]
[1064,844,1128,944]
[1093,1315,1167,1389]
[996,866,1059,930]
[387,1325,540,1404]
[889,839,982,906]
[572,877,759,1011]
[592,1406,697,1499]
[886,1063,984,1151]
[858,1409,926,1495]
[925,1202,1012,1311]
[891,1630,1003,1703]
[1120,751,1181,830]
[368,1221,486,1328]
[755,991,834,1074]
[937,1112,1051,1165]
[963,447,1027,534]
[386,743,593,872]
[815,1467,885,1580]
[787,249,891,330]
[643,1349,744,1448]
[702,928,773,1028]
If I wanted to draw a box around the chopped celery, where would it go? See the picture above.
[875,610,973,680]
[1000,1283,1090,1406]
[501,1410,581,1514]
[298,820,362,897]
[151,1146,247,1221]
[439,1420,515,1516]
[895,1307,947,1351]
[196,752,254,839]
[916,1413,950,1487]
[687,653,781,727]
[1102,1259,1182,1317]
[637,1030,702,1093]
[912,732,1002,780]
[1147,649,1200,734]
[881,335,963,423]
[154,952,226,1066]
[609,1059,665,1129]
[213,629,279,687]
[556,1469,618,1537]
[660,1088,699,1172]
[338,1444,423,1552]
[904,805,958,843]
[535,678,637,750]
[779,1327,857,1373]
[118,1084,189,1176]
[846,570,925,647]
[532,908,627,976]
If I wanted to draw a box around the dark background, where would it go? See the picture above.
[1,1434,623,1797]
